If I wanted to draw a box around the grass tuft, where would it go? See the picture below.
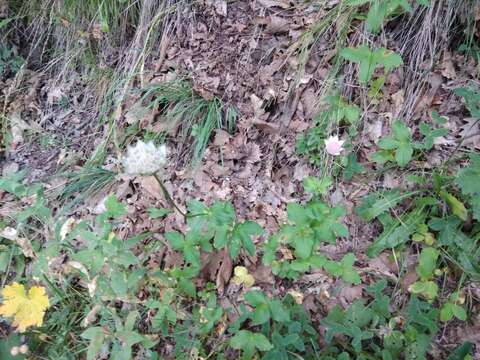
[139,79,237,164]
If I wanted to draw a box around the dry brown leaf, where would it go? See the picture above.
[200,250,232,295]
[0,0,7,17]
[251,119,280,135]
[1,227,35,259]
[266,16,289,34]
[460,118,480,149]
[339,285,364,304]
[138,176,163,200]
[441,54,456,79]
[401,268,418,292]
[257,0,291,9]
[391,90,404,116]
[252,264,275,285]
[213,0,227,16]
[213,129,231,147]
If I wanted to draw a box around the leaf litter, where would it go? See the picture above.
[1,0,480,358]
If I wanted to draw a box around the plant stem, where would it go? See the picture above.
[153,173,186,218]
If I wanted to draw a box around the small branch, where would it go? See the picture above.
[153,173,186,218]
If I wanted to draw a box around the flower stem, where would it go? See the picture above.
[153,174,186,218]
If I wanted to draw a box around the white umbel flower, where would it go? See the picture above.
[324,135,345,156]
[122,140,167,175]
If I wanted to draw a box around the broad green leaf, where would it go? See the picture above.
[81,327,105,360]
[366,2,386,33]
[440,191,468,221]
[456,155,480,195]
[165,231,184,250]
[104,195,127,218]
[343,153,364,181]
[269,299,290,322]
[408,280,438,301]
[342,46,403,84]
[455,154,480,221]
[251,303,270,325]
[452,304,467,321]
[178,278,196,297]
[303,176,333,195]
[252,333,273,351]
[416,247,439,280]
[392,120,411,142]
[440,302,454,322]
[395,142,413,167]
[371,150,395,164]
[376,48,403,71]
[230,330,256,358]
[111,271,128,298]
[378,137,399,150]
[244,290,268,307]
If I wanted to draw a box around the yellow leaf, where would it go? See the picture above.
[287,290,304,304]
[0,282,49,332]
[231,266,255,288]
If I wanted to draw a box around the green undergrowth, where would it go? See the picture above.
[134,79,237,163]
[1,0,479,359]
[0,144,479,358]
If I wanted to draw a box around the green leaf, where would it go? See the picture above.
[252,333,273,351]
[366,1,388,33]
[104,195,127,218]
[356,189,408,221]
[244,290,268,307]
[440,302,454,322]
[111,271,128,298]
[293,232,314,258]
[395,142,413,167]
[269,299,290,322]
[455,155,480,221]
[303,176,333,195]
[165,231,184,250]
[452,304,467,321]
[408,280,438,301]
[231,221,263,258]
[392,120,411,142]
[81,327,105,360]
[230,330,256,358]
[371,150,395,164]
[456,155,480,195]
[178,278,196,297]
[251,303,271,325]
[378,137,399,150]
[376,48,403,71]
[230,330,272,358]
[367,205,427,257]
[440,191,468,221]
[447,342,474,360]
[416,247,439,280]
[148,207,171,218]
[343,153,364,181]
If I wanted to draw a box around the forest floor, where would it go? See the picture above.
[1,1,480,359]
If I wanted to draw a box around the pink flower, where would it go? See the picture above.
[324,135,345,156]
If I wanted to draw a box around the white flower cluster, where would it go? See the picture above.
[122,140,167,175]
[324,135,345,156]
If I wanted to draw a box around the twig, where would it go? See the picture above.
[153,173,186,218]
